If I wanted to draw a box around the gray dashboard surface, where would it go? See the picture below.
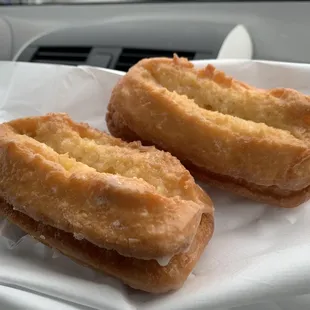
[17,17,237,69]
[0,1,309,63]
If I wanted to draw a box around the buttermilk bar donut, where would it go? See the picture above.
[0,113,214,293]
[107,55,310,208]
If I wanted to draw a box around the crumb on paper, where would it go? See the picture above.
[52,249,62,259]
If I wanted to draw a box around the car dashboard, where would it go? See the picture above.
[0,1,309,70]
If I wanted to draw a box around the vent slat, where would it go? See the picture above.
[120,52,176,58]
[115,62,137,67]
[36,52,89,58]
[31,46,92,66]
[33,59,86,66]
[36,47,91,53]
[115,48,196,72]
[34,55,87,62]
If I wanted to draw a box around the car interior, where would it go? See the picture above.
[0,1,309,70]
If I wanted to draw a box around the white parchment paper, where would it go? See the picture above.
[1,59,310,310]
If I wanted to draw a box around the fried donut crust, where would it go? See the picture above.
[0,200,214,293]
[107,55,310,208]
[0,113,213,261]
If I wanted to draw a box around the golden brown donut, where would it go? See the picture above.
[107,55,310,208]
[0,201,213,293]
[0,113,214,293]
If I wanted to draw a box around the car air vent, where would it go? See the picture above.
[115,48,195,72]
[31,47,92,66]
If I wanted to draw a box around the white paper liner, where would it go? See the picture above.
[0,218,28,249]
[0,60,310,310]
